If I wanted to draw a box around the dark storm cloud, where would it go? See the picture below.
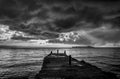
[0,0,114,27]
[84,0,120,2]
[0,0,120,42]
[90,31,120,43]
[40,0,74,4]
[54,17,78,29]
[0,0,20,18]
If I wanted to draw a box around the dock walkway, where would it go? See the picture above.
[35,50,118,79]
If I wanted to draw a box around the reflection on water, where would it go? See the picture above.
[0,48,120,78]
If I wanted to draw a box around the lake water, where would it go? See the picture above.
[0,48,120,79]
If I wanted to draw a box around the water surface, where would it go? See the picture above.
[0,48,120,78]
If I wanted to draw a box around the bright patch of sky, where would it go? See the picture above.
[0,24,33,41]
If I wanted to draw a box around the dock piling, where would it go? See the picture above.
[69,55,71,66]
[64,50,66,55]
[50,51,52,54]
[57,50,59,54]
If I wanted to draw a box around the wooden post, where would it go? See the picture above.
[57,50,59,54]
[64,50,66,55]
[50,51,52,54]
[69,55,71,66]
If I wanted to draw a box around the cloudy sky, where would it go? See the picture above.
[0,0,120,46]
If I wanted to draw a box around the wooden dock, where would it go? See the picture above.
[35,50,118,79]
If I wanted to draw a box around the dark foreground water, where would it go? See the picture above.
[0,48,120,79]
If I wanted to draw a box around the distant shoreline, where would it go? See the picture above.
[73,46,120,49]
[0,45,73,49]
[0,45,120,49]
